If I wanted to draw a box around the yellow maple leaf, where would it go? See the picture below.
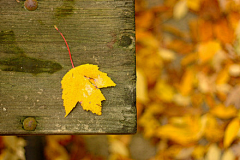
[61,64,116,117]
[224,118,240,148]
[54,26,116,117]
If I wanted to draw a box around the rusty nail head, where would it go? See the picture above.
[23,117,37,131]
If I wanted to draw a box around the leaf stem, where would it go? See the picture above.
[54,25,74,68]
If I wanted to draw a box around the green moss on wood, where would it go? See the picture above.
[0,55,62,74]
[0,30,24,54]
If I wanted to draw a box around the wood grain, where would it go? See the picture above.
[0,0,136,134]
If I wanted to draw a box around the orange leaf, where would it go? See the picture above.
[228,12,240,30]
[216,67,229,85]
[167,39,194,54]
[214,19,235,44]
[189,19,214,42]
[199,0,221,20]
[179,68,195,96]
[197,41,221,63]
[61,64,116,117]
[210,104,237,119]
[181,52,197,66]
[135,10,154,29]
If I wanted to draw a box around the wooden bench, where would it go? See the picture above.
[0,0,136,134]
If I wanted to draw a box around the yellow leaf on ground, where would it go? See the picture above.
[175,147,194,159]
[45,136,69,160]
[61,64,116,117]
[136,29,159,49]
[109,140,129,157]
[181,52,197,66]
[222,149,235,160]
[212,50,227,71]
[173,0,188,20]
[211,104,237,119]
[197,41,221,63]
[204,114,224,142]
[158,48,176,61]
[197,72,215,93]
[156,116,205,145]
[155,80,175,102]
[224,118,240,148]
[192,145,205,160]
[173,94,191,106]
[205,144,221,160]
[137,70,149,103]
[216,67,229,84]
[187,0,200,11]
[138,103,164,138]
[179,68,195,96]
[229,64,240,77]
[164,145,194,159]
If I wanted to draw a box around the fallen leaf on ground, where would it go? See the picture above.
[173,0,188,20]
[222,149,235,160]
[154,79,175,102]
[189,19,213,42]
[187,0,200,11]
[204,114,224,142]
[197,40,221,63]
[205,144,221,160]
[224,118,240,148]
[228,64,240,77]
[156,116,206,145]
[213,18,235,44]
[210,104,237,119]
[137,70,149,103]
[179,68,195,96]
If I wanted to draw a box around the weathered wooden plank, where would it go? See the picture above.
[0,0,136,134]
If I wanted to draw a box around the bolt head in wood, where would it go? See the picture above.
[24,0,38,11]
[23,117,37,131]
